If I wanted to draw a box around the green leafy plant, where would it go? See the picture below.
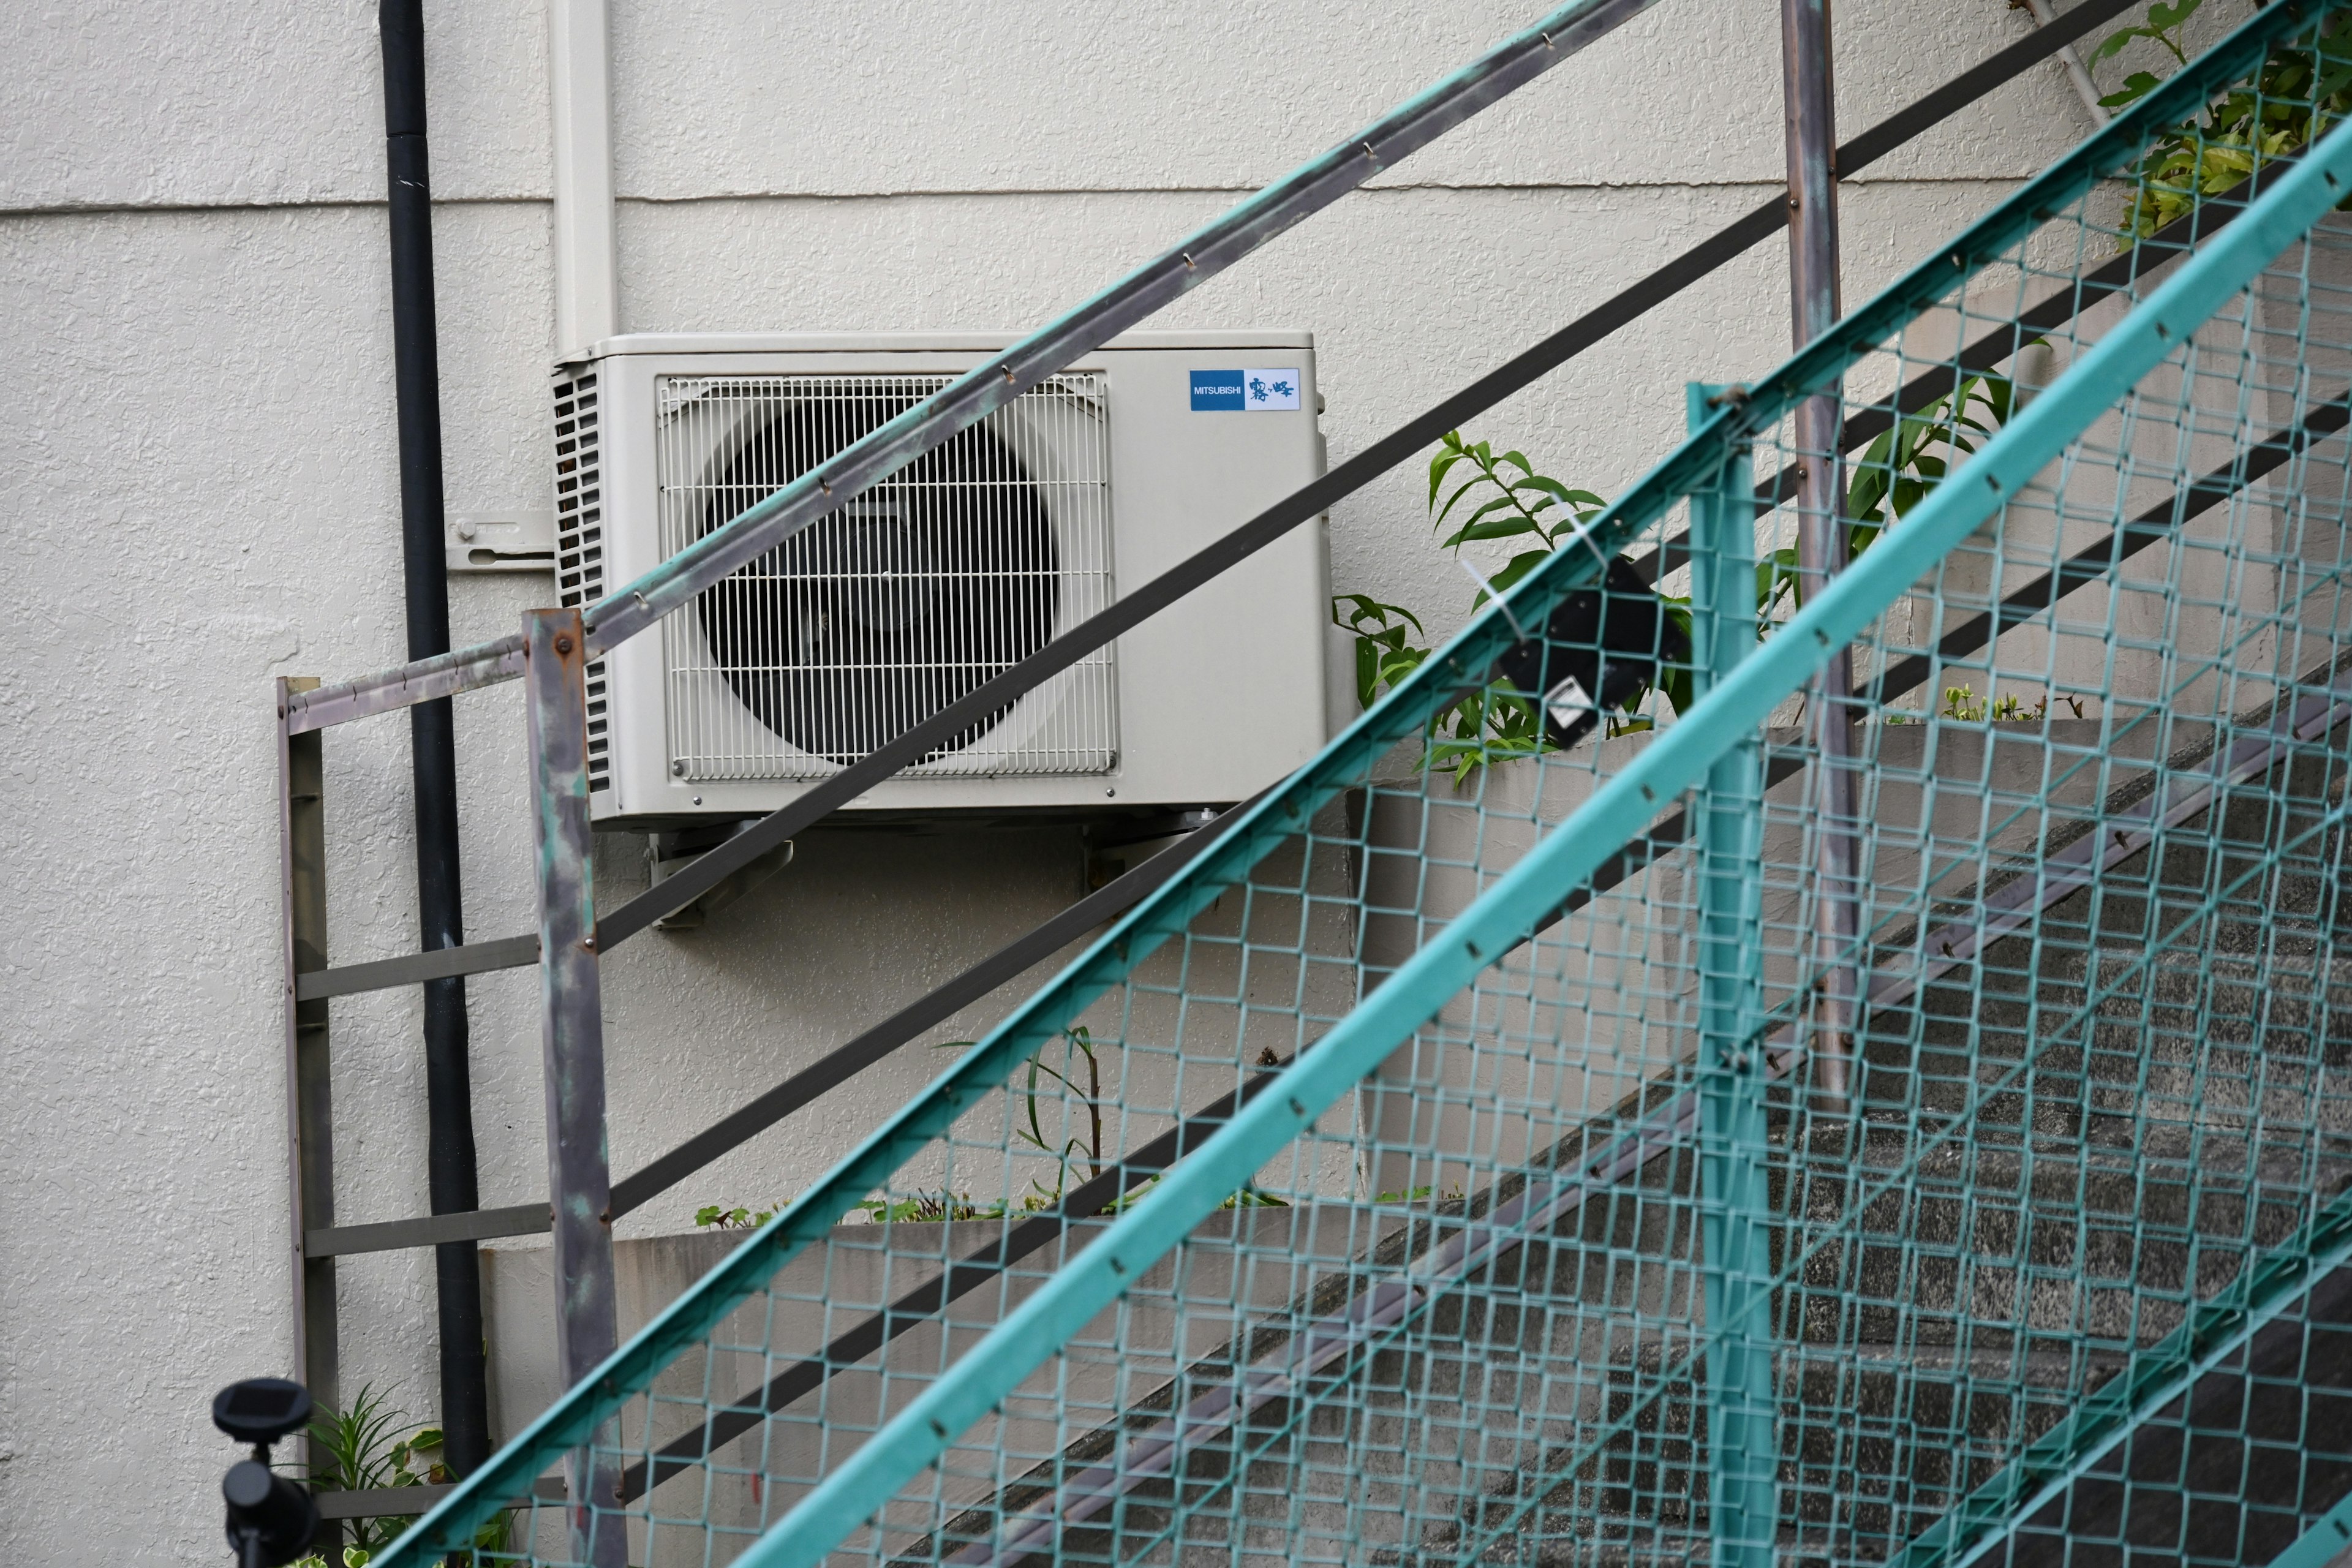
[1937,685,2087,722]
[922,1024,1118,1216]
[1844,368,2024,556]
[733,1027,1117,1226]
[2090,0,2205,94]
[1332,592,1431,715]
[290,1387,508,1566]
[695,1028,1117,1229]
[1333,590,1555,784]
[1373,1185,1447,1203]
[1084,1172,1292,1213]
[696,1190,1002,1226]
[296,1550,379,1568]
[1332,432,1688,784]
[2092,0,2352,239]
[854,1191,998,1223]
[1342,388,2072,753]
[1427,432,1609,597]
[1744,363,2032,636]
[1011,1025,1106,1194]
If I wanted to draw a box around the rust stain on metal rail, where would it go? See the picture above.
[287,637,526,733]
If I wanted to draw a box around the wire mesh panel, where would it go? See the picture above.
[383,7,2352,1567]
[657,373,1118,780]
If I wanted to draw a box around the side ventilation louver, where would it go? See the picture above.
[551,368,609,790]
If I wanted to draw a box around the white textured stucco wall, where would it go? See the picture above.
[0,0,2125,1558]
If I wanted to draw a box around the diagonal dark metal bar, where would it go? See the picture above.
[1635,135,2296,586]
[306,1202,550,1257]
[289,0,2144,1000]
[614,1058,1292,1502]
[584,0,2139,953]
[613,388,2352,1501]
[295,933,539,1001]
[286,0,1668,737]
[306,371,2352,1263]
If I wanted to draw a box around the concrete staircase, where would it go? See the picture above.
[885,724,2352,1568]
[475,720,2352,1568]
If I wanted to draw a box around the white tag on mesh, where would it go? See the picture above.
[1544,674,1595,731]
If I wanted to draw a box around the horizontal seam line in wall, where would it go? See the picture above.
[612,175,2052,203]
[0,195,546,219]
[0,173,2080,221]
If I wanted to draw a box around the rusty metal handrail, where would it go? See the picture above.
[282,0,1666,737]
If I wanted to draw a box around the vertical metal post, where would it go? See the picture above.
[1687,386,1779,1568]
[278,676,339,1551]
[1782,0,1856,1104]
[523,608,625,1566]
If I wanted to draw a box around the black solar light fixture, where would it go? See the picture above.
[212,1379,319,1568]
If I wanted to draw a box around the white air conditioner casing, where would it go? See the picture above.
[552,331,1330,825]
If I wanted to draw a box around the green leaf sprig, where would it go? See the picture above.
[1842,366,2024,559]
[290,1388,508,1564]
[1331,432,1683,786]
[2092,0,2352,241]
[1428,432,1608,598]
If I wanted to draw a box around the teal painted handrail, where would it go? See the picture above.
[1894,1177,2352,1568]
[371,4,2352,1561]
[2272,1479,2352,1568]
[1686,381,1776,1568]
[728,62,2352,1568]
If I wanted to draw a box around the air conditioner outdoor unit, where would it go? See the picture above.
[551,332,1330,826]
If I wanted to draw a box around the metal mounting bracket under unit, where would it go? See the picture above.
[646,821,796,931]
[446,510,557,573]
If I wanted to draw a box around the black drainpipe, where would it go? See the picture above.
[380,0,492,1479]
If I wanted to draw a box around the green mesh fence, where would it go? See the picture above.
[382,5,2352,1565]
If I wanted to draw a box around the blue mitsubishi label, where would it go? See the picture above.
[1189,369,1246,411]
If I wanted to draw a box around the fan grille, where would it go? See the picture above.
[656,373,1118,781]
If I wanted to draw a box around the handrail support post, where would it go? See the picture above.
[1689,385,1781,1568]
[1783,0,1859,1107]
[524,608,625,1567]
[278,674,341,1555]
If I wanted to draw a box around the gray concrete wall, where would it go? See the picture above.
[0,1,2131,1559]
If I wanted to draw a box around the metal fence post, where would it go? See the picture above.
[1782,0,1858,1105]
[523,608,625,1566]
[1687,385,1779,1568]
[278,675,341,1551]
